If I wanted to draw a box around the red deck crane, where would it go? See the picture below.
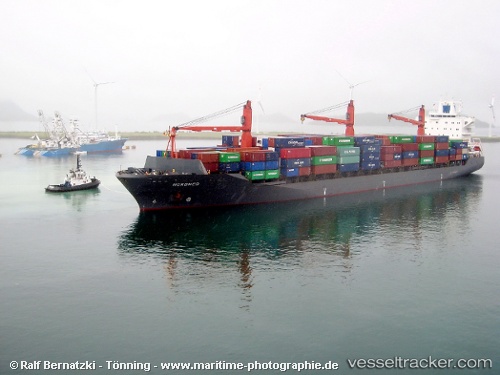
[387,105,426,136]
[300,100,355,136]
[165,100,253,158]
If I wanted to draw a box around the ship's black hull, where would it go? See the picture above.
[116,156,484,211]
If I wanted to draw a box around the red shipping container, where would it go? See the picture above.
[226,147,260,152]
[382,159,402,168]
[307,145,337,156]
[455,148,463,154]
[435,142,449,150]
[401,143,419,151]
[416,135,436,143]
[203,162,219,173]
[419,150,434,157]
[380,153,395,161]
[305,136,324,145]
[435,156,450,163]
[196,152,220,163]
[401,158,419,166]
[376,136,391,145]
[381,145,402,154]
[311,164,337,175]
[299,167,311,176]
[280,148,312,159]
[241,151,267,162]
[180,148,217,159]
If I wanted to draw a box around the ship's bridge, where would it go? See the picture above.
[425,100,475,139]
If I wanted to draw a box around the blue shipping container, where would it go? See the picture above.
[273,137,306,148]
[219,162,241,172]
[435,135,449,143]
[265,160,279,170]
[450,141,468,149]
[280,168,299,177]
[360,152,380,162]
[402,151,418,159]
[244,161,266,171]
[354,136,376,145]
[338,163,360,172]
[435,149,450,157]
[359,144,381,153]
[265,151,279,161]
[361,160,381,170]
[221,135,234,146]
[280,158,312,168]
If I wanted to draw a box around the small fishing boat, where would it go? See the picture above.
[45,154,100,192]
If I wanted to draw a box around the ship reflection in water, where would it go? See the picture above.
[118,175,482,306]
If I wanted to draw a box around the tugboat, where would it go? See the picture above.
[45,154,100,192]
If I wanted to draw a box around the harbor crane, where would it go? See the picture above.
[300,100,356,136]
[388,105,426,136]
[164,100,253,158]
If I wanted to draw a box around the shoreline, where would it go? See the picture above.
[2,131,500,142]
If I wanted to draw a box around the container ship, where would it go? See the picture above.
[16,110,127,157]
[116,99,484,211]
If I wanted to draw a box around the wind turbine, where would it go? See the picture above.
[489,96,495,138]
[334,69,369,100]
[87,70,115,129]
[253,86,266,134]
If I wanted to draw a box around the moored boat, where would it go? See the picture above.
[45,154,100,192]
[116,100,484,211]
[16,110,127,157]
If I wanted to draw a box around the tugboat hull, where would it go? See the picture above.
[45,178,101,193]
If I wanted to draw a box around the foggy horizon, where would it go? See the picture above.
[1,0,498,132]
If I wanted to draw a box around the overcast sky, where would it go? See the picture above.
[1,0,499,131]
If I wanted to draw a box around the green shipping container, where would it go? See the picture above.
[336,146,360,156]
[323,136,354,146]
[331,136,355,146]
[338,155,360,164]
[311,155,337,165]
[418,143,435,151]
[264,170,280,179]
[245,170,265,180]
[219,152,241,162]
[390,135,415,144]
[419,157,434,165]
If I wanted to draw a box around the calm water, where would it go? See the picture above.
[1,137,499,374]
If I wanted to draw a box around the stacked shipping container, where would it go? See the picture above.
[157,133,470,182]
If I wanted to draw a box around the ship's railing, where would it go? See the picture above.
[468,137,483,157]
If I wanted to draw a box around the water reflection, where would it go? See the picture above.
[118,176,482,305]
[44,188,101,211]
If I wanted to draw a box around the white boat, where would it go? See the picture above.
[45,154,100,192]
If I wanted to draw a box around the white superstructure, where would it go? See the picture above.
[425,100,475,140]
